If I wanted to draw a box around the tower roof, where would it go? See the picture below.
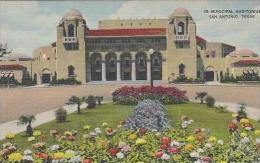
[59,9,83,24]
[170,7,191,17]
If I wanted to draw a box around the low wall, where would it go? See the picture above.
[0,83,259,123]
[175,84,260,109]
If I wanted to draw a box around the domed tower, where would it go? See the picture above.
[56,9,88,83]
[166,7,198,80]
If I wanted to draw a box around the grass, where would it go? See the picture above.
[1,102,260,150]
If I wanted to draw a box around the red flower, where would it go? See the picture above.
[83,158,92,163]
[168,147,179,154]
[67,135,76,141]
[35,153,48,160]
[105,128,113,133]
[228,122,237,132]
[139,128,146,135]
[155,151,164,158]
[160,137,170,145]
[160,144,168,150]
[108,148,119,156]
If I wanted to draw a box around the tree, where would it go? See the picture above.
[96,96,103,105]
[86,95,97,109]
[66,96,86,114]
[195,92,208,104]
[17,115,36,136]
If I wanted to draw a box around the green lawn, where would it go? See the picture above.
[1,102,260,150]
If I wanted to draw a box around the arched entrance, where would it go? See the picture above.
[151,52,162,80]
[205,66,215,81]
[105,53,117,81]
[42,68,51,84]
[136,52,147,80]
[120,53,132,80]
[90,53,102,81]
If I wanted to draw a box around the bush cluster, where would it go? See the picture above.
[51,78,81,85]
[112,85,188,105]
[173,76,204,83]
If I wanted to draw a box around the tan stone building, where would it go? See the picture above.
[1,8,260,84]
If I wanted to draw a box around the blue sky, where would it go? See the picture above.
[0,1,259,56]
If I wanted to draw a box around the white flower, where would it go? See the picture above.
[89,132,97,137]
[245,127,252,131]
[170,140,181,147]
[50,144,60,151]
[161,153,170,160]
[217,140,224,145]
[23,149,32,155]
[116,152,124,159]
[201,128,206,132]
[94,128,102,134]
[102,122,108,126]
[205,143,212,148]
[155,132,161,137]
[194,160,202,163]
[256,137,260,144]
[69,155,82,163]
[181,123,188,129]
[151,129,158,132]
[197,148,204,153]
[190,151,200,158]
[23,155,34,161]
[241,137,250,144]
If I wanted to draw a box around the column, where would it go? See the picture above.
[102,61,106,81]
[117,60,121,81]
[131,60,136,81]
[147,60,151,81]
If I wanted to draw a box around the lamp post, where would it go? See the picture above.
[149,48,154,87]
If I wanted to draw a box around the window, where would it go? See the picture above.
[139,57,145,66]
[149,22,151,26]
[125,59,130,66]
[68,24,74,37]
[121,23,123,26]
[153,57,160,66]
[179,64,185,75]
[130,23,133,26]
[95,58,101,67]
[177,22,185,35]
[140,23,142,26]
[175,41,190,49]
[68,65,75,77]
[110,58,116,66]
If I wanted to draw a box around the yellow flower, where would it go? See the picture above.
[184,143,193,151]
[172,155,182,161]
[64,131,72,136]
[187,136,195,142]
[28,136,35,142]
[5,132,15,139]
[240,132,248,138]
[33,130,42,137]
[240,118,250,124]
[232,113,238,118]
[8,152,22,162]
[219,161,228,163]
[135,138,147,145]
[53,152,65,160]
[209,136,217,142]
[64,150,75,159]
[102,122,108,126]
[83,125,90,130]
[255,130,260,136]
[128,133,137,140]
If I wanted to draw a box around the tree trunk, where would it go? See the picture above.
[77,104,81,114]
[26,122,33,136]
[200,98,203,104]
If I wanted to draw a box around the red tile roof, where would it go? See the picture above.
[0,64,26,69]
[87,28,166,37]
[234,60,260,64]
[196,35,206,42]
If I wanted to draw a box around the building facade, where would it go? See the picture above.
[1,8,260,84]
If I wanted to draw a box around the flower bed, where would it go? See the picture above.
[1,116,260,162]
[112,85,188,105]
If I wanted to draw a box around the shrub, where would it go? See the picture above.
[205,95,215,107]
[237,102,247,121]
[87,95,96,109]
[125,99,170,131]
[17,115,35,136]
[96,96,103,105]
[215,105,227,113]
[55,108,67,122]
[21,76,36,86]
[195,92,208,104]
[51,78,81,85]
[112,85,188,105]
[66,96,86,114]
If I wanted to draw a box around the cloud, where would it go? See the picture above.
[111,1,260,54]
[0,1,61,56]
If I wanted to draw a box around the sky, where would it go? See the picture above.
[0,0,260,56]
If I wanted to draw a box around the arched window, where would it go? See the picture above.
[95,58,101,67]
[68,65,75,76]
[68,24,74,37]
[179,64,185,76]
[109,58,116,66]
[153,57,160,66]
[139,57,145,66]
[177,22,185,35]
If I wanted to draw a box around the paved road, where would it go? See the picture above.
[0,82,259,123]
